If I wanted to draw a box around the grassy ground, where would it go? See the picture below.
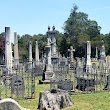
[17,76,110,110]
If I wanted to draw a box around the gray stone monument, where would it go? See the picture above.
[47,26,57,56]
[39,38,54,83]
[68,46,75,63]
[28,41,32,70]
[85,41,91,73]
[100,40,106,60]
[5,27,12,72]
[35,41,39,65]
[47,26,59,65]
[11,74,24,96]
[14,32,19,67]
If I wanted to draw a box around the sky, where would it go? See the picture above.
[0,0,110,42]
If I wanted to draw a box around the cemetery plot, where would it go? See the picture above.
[0,64,35,100]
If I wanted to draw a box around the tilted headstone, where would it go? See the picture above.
[11,75,24,95]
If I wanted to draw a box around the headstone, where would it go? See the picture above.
[28,41,32,70]
[57,79,73,91]
[11,75,24,95]
[85,41,92,73]
[0,98,29,110]
[35,41,39,65]
[5,27,12,72]
[14,32,19,67]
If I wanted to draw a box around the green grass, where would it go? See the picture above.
[17,76,110,110]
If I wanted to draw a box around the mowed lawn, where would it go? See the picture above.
[18,77,110,110]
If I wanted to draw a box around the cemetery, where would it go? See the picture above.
[1,2,110,109]
[0,25,110,110]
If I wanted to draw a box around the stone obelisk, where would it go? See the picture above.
[28,41,32,70]
[14,32,19,67]
[35,41,39,65]
[5,27,12,71]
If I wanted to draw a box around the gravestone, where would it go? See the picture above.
[0,98,29,110]
[57,79,73,91]
[11,75,24,95]
[33,65,43,76]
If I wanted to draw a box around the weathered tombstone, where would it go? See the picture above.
[85,41,92,73]
[14,32,19,68]
[57,79,73,91]
[28,41,32,70]
[5,27,12,72]
[33,65,43,76]
[11,75,24,95]
[0,98,29,110]
[35,41,39,65]
[100,39,106,60]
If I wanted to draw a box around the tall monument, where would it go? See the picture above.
[35,41,39,65]
[85,41,91,72]
[46,26,59,64]
[14,32,19,67]
[5,26,12,71]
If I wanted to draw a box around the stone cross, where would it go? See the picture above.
[68,46,75,62]
[86,41,91,73]
[35,41,39,65]
[28,41,32,70]
[14,32,19,66]
[5,27,12,71]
